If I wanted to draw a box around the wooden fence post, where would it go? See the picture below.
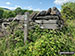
[24,12,29,44]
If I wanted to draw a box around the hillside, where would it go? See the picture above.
[0,7,33,19]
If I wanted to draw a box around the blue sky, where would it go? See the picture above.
[0,0,75,11]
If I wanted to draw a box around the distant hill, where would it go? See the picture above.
[0,7,10,10]
[3,8,10,10]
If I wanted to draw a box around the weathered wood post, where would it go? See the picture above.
[24,12,29,44]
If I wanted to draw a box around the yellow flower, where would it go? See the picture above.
[51,48,54,51]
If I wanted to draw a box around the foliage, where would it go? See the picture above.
[0,8,4,19]
[0,20,75,56]
[14,7,23,15]
[14,7,33,15]
[61,2,75,20]
[3,11,16,19]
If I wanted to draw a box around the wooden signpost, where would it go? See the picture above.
[23,12,63,44]
[24,12,29,44]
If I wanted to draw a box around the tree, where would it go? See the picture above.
[0,8,4,19]
[28,10,33,14]
[14,7,23,15]
[8,11,16,18]
[3,11,16,19]
[61,2,75,20]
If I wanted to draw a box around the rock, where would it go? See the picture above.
[36,11,46,16]
[7,18,14,21]
[0,32,4,37]
[0,19,3,23]
[2,22,10,30]
[30,7,62,21]
[14,15,25,21]
[39,11,46,16]
[46,8,51,15]
[51,7,61,16]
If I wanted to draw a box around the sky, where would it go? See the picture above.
[0,0,75,11]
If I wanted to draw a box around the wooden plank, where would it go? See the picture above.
[35,20,58,24]
[40,24,58,29]
[30,12,37,20]
[59,52,75,55]
[43,20,57,24]
[36,16,59,20]
[35,20,42,23]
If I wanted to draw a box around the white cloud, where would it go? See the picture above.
[0,5,42,11]
[54,0,75,5]
[24,6,32,10]
[24,6,42,11]
[0,5,21,10]
[27,6,33,10]
[34,8,42,11]
[6,2,11,5]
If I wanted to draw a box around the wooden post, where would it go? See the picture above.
[24,12,29,44]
